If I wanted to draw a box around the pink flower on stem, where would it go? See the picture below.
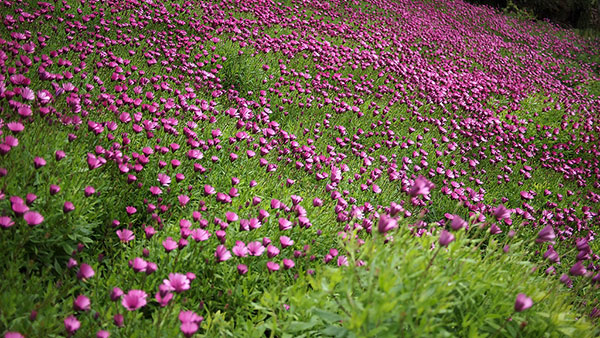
[116,229,135,243]
[514,293,533,312]
[121,290,147,311]
[215,245,232,262]
[64,315,80,335]
[162,273,191,293]
[23,211,43,226]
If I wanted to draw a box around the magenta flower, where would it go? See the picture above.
[337,256,349,267]
[23,211,44,226]
[64,315,80,334]
[121,289,148,311]
[247,241,265,256]
[63,201,75,213]
[439,230,455,247]
[492,205,511,220]
[267,261,280,272]
[0,216,15,229]
[283,258,295,269]
[450,215,467,230]
[280,236,294,248]
[84,186,96,197]
[408,175,434,197]
[116,229,135,243]
[4,332,25,338]
[278,218,292,231]
[129,257,147,273]
[226,211,239,223]
[73,295,91,311]
[162,273,191,293]
[489,224,502,235]
[179,310,203,324]
[514,293,533,312]
[125,206,137,215]
[536,225,555,243]
[237,264,248,275]
[113,314,124,327]
[49,184,61,195]
[267,245,280,258]
[190,228,210,242]
[232,241,248,257]
[96,330,110,338]
[110,287,123,301]
[377,214,397,234]
[77,263,95,280]
[204,185,216,195]
[569,261,587,276]
[215,245,232,262]
[155,290,173,307]
[33,157,46,169]
[180,322,199,338]
[163,237,178,252]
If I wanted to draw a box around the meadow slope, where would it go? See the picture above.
[1,0,600,336]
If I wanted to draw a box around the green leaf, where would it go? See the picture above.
[313,308,343,323]
[288,317,319,332]
[321,325,349,337]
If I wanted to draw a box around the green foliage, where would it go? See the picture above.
[271,227,598,337]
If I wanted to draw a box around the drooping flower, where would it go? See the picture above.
[514,293,533,312]
[121,290,148,311]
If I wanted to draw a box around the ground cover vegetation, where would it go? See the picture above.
[1,0,600,336]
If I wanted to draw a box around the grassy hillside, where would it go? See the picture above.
[1,0,600,336]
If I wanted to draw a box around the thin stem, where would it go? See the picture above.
[490,313,514,338]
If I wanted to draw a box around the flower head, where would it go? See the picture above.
[163,273,191,293]
[121,289,147,311]
[514,293,533,312]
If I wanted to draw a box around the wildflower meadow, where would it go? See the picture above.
[1,0,600,336]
